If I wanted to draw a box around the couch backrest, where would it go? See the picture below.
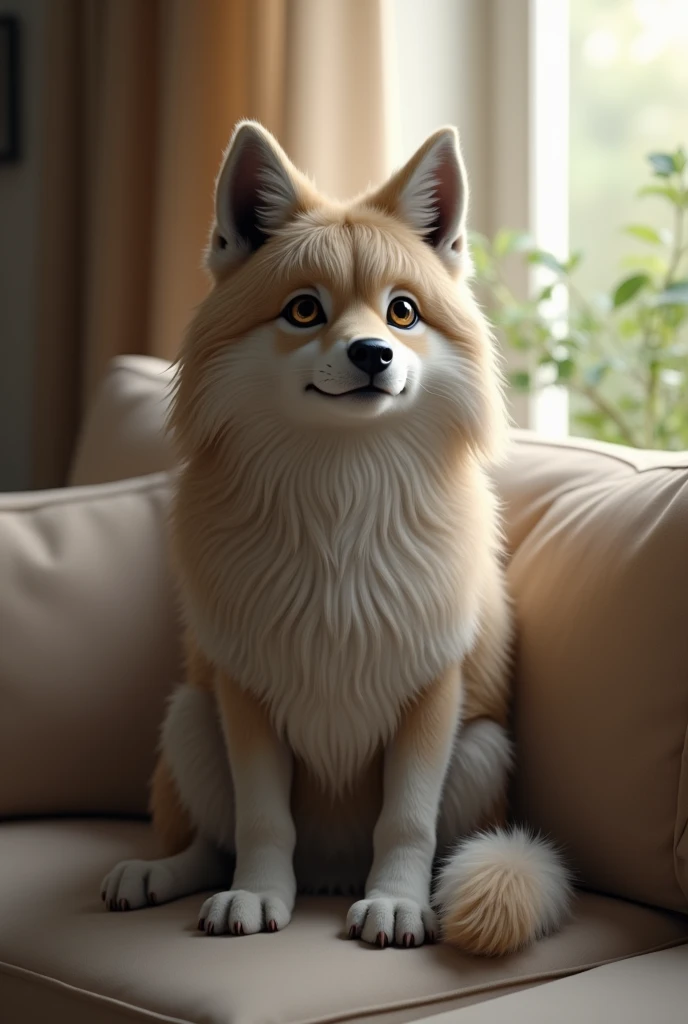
[5,356,688,916]
[69,356,177,486]
[493,436,688,914]
[0,472,180,818]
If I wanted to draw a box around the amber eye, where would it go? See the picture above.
[282,295,326,328]
[387,297,419,329]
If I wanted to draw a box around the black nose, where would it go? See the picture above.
[347,338,393,377]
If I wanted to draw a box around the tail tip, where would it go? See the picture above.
[435,826,573,957]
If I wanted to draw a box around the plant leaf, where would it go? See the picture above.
[638,184,683,205]
[584,362,610,387]
[612,273,650,308]
[564,251,583,273]
[494,228,533,257]
[653,281,688,306]
[673,147,687,173]
[527,249,566,274]
[555,358,576,381]
[623,224,663,245]
[536,284,555,303]
[647,152,675,177]
[620,252,668,276]
[509,370,531,390]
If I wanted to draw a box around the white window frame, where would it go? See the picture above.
[491,0,570,434]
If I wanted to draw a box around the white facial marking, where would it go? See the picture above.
[268,285,433,425]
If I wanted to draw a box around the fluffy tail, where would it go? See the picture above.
[434,826,573,956]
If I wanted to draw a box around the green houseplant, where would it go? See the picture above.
[471,147,688,449]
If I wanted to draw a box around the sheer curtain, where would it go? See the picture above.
[31,0,394,487]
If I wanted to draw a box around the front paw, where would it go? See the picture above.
[198,890,291,936]
[101,859,170,911]
[346,897,438,948]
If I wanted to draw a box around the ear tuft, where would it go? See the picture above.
[207,121,301,275]
[367,127,469,272]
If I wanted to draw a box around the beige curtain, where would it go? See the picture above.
[32,0,394,488]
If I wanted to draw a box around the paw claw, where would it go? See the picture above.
[118,898,129,911]
[148,892,157,905]
[101,891,106,902]
[198,918,205,931]
[348,896,431,949]
[198,890,291,936]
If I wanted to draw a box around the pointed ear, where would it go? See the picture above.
[207,121,306,275]
[367,127,469,271]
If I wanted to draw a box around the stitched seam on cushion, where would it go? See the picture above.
[503,443,688,563]
[0,473,172,513]
[0,961,194,1024]
[290,936,688,1024]
[513,434,688,474]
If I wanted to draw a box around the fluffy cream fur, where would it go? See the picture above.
[435,828,573,956]
[101,120,572,954]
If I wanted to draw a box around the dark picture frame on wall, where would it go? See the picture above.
[0,15,20,161]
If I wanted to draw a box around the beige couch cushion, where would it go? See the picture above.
[69,356,176,486]
[1,820,687,1024]
[411,945,688,1024]
[0,474,180,817]
[494,435,688,914]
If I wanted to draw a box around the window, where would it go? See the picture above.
[570,0,688,298]
[391,0,686,447]
[534,0,688,443]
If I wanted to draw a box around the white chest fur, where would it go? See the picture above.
[181,427,489,792]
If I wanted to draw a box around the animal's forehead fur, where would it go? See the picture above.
[196,203,474,349]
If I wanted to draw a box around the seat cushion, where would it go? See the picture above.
[410,945,688,1023]
[1,821,687,1024]
[493,435,688,914]
[0,474,180,817]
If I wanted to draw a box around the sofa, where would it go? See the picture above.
[1,354,687,1023]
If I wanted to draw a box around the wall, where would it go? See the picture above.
[0,0,46,490]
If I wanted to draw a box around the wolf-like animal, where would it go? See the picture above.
[102,122,571,955]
